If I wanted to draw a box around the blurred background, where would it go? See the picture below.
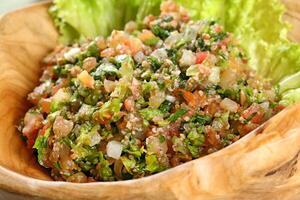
[1,0,43,14]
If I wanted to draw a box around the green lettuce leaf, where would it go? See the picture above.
[280,88,300,106]
[136,0,162,25]
[279,70,300,93]
[50,0,142,44]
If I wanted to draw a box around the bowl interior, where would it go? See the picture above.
[0,1,57,180]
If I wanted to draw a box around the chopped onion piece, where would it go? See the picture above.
[52,89,70,102]
[179,49,196,67]
[104,79,117,93]
[260,102,270,111]
[106,141,123,160]
[90,132,101,146]
[64,47,81,61]
[150,48,168,62]
[166,95,176,103]
[212,119,223,130]
[133,51,145,63]
[53,116,74,138]
[165,31,181,48]
[146,136,168,155]
[208,67,220,84]
[149,88,165,108]
[220,98,239,113]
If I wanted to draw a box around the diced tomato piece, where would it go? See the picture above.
[205,127,221,148]
[138,30,156,42]
[145,127,155,137]
[214,25,222,33]
[108,31,143,55]
[40,98,52,113]
[28,82,52,104]
[203,34,210,40]
[77,70,95,89]
[127,38,143,55]
[166,139,175,155]
[143,15,155,27]
[51,79,68,95]
[95,36,107,50]
[181,13,190,22]
[95,112,112,125]
[51,84,62,95]
[204,101,220,116]
[274,104,285,113]
[117,118,127,130]
[53,116,74,138]
[101,48,116,58]
[238,123,259,136]
[242,104,260,119]
[174,89,196,107]
[193,91,206,108]
[251,112,264,124]
[124,97,135,112]
[40,124,51,136]
[166,122,181,137]
[219,37,230,48]
[22,112,44,147]
[161,1,179,12]
[170,155,180,167]
[173,89,205,108]
[131,78,141,100]
[195,52,207,64]
[28,95,40,105]
[83,57,97,72]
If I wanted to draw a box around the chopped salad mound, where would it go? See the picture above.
[19,1,284,182]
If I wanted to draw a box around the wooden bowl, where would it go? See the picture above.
[1,1,300,199]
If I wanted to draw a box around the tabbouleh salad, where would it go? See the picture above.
[19,1,284,182]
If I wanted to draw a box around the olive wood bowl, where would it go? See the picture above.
[1,0,300,199]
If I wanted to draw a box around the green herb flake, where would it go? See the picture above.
[139,108,164,121]
[168,108,188,122]
[120,156,136,174]
[159,135,165,143]
[143,37,160,46]
[190,114,212,125]
[151,25,170,40]
[147,56,162,72]
[33,128,51,166]
[145,154,159,173]
[159,100,173,114]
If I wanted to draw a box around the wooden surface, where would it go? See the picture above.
[0,1,300,200]
[0,1,57,182]
[283,0,300,42]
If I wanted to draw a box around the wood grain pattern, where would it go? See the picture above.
[0,1,57,183]
[283,0,300,42]
[0,1,300,200]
